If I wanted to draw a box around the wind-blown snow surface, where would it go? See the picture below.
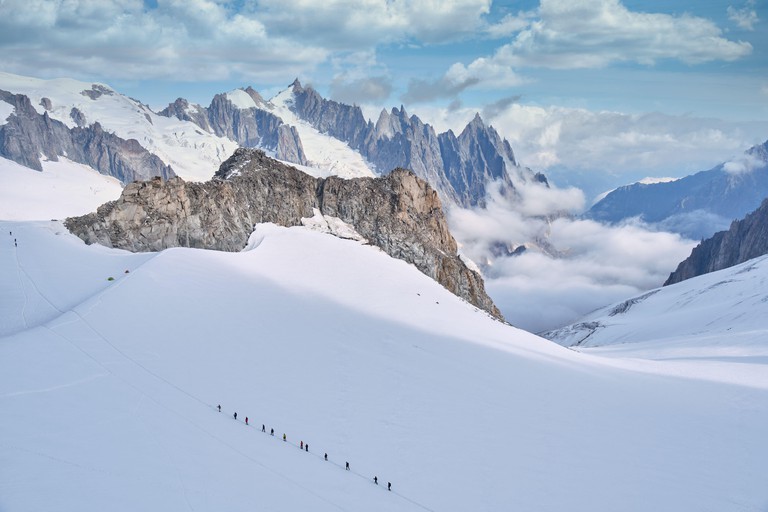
[1,221,767,512]
[0,156,122,220]
[0,72,237,181]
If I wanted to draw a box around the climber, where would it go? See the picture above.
[388,482,391,491]
[305,444,308,452]
[217,404,221,412]
[374,476,378,485]
[271,428,274,436]
[300,441,304,450]
[262,424,266,432]
[283,433,286,442]
[346,462,350,471]
[324,453,328,461]
[245,417,248,425]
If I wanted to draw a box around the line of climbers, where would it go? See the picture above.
[217,403,392,492]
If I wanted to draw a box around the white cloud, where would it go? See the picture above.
[486,11,535,38]
[728,1,759,30]
[447,184,696,332]
[723,153,767,175]
[428,0,753,95]
[253,0,492,47]
[0,0,321,83]
[508,0,753,68]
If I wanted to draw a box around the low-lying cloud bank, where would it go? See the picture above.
[448,177,696,333]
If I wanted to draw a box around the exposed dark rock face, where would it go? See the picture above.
[0,90,174,182]
[288,80,527,207]
[665,197,768,285]
[158,92,308,166]
[66,148,502,319]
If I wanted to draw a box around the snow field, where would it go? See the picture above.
[0,156,124,221]
[1,221,767,511]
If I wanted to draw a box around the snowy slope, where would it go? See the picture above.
[0,156,122,221]
[1,220,767,512]
[0,72,238,182]
[267,87,376,179]
[543,255,768,385]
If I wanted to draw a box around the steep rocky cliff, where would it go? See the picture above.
[158,91,308,166]
[286,81,532,207]
[665,197,768,285]
[0,90,174,182]
[66,148,502,319]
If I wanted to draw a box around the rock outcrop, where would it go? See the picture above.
[0,90,174,182]
[66,148,502,319]
[665,197,768,285]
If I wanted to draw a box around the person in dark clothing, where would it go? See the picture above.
[217,404,221,412]
[245,417,248,425]
[374,476,378,485]
[345,462,350,471]
[388,482,391,491]
[283,433,286,442]
[305,444,308,452]
[234,412,237,420]
[262,424,266,432]
[271,428,274,436]
[324,453,328,461]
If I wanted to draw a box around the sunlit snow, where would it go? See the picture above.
[1,218,767,512]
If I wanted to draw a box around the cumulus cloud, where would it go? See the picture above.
[427,0,752,94]
[728,1,759,30]
[447,181,696,332]
[510,0,752,68]
[253,0,492,47]
[0,0,327,83]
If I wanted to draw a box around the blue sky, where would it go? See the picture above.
[1,0,766,187]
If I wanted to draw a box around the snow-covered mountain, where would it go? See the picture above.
[2,218,767,512]
[586,139,768,240]
[0,72,238,182]
[157,78,543,207]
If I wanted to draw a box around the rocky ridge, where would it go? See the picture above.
[288,80,535,207]
[0,89,174,182]
[158,91,308,166]
[65,148,503,319]
[665,197,768,285]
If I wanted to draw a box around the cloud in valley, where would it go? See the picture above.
[448,178,696,333]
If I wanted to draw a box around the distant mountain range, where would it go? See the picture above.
[586,140,768,240]
[0,72,543,209]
